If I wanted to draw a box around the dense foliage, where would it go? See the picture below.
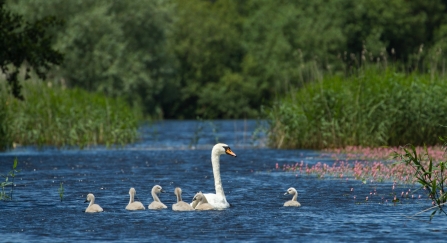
[267,65,447,149]
[0,81,141,150]
[5,0,447,119]
[0,0,63,99]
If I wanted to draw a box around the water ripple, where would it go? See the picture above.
[0,120,445,242]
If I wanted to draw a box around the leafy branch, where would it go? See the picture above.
[0,0,63,99]
[393,142,447,219]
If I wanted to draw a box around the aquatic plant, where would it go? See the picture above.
[250,119,268,147]
[277,144,447,218]
[58,183,64,202]
[393,143,447,219]
[0,157,20,200]
[277,146,446,185]
[0,176,11,200]
[324,146,446,162]
[208,120,220,144]
[189,117,222,148]
[189,117,205,148]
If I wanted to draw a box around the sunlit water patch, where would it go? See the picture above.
[1,120,446,242]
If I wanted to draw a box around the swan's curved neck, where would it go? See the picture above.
[176,192,182,202]
[129,193,134,204]
[89,198,95,207]
[152,191,161,202]
[211,151,226,198]
[292,193,298,201]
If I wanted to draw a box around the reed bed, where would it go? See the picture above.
[0,81,141,149]
[267,67,447,149]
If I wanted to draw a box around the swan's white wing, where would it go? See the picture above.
[203,193,229,209]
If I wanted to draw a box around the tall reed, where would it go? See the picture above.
[0,80,141,149]
[267,66,447,149]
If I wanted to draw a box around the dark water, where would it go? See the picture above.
[1,120,446,242]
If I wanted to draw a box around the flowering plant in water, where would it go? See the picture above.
[276,145,447,215]
[278,146,446,184]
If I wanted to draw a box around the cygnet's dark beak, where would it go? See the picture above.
[161,189,166,193]
[284,192,289,195]
[84,200,88,203]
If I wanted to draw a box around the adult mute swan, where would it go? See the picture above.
[192,143,236,209]
[148,185,167,210]
[126,187,145,210]
[172,187,194,211]
[84,193,103,213]
[284,187,301,207]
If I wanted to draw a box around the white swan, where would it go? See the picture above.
[172,187,194,211]
[148,185,167,210]
[193,191,214,211]
[284,187,301,207]
[191,143,237,209]
[126,187,145,210]
[84,193,103,213]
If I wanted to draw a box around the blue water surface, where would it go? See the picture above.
[0,120,445,242]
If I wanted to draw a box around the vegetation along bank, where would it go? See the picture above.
[0,81,141,150]
[267,67,447,149]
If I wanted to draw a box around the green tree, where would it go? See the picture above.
[7,0,177,117]
[6,0,447,119]
[0,0,63,99]
[170,0,247,118]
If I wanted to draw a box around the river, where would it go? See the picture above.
[0,120,445,242]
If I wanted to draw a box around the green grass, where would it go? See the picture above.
[267,66,447,149]
[0,80,142,149]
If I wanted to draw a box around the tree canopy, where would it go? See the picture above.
[4,0,447,118]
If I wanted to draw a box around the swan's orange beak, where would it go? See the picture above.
[225,148,237,157]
